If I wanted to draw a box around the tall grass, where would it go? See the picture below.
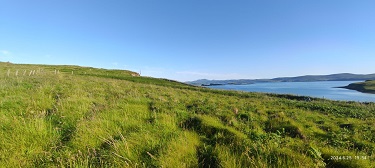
[0,62,374,167]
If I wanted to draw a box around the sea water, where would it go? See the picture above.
[207,81,375,102]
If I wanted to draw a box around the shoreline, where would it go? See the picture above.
[338,81,375,94]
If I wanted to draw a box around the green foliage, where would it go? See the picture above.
[321,149,372,168]
[1,62,374,167]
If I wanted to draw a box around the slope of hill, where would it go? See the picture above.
[188,73,375,86]
[341,80,375,94]
[1,62,374,167]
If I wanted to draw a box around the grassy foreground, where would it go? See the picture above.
[342,80,375,94]
[1,62,374,167]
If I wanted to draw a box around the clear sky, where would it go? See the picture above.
[1,0,375,81]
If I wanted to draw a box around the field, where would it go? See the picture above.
[1,62,374,167]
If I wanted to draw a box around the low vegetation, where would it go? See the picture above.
[1,62,374,167]
[342,80,375,94]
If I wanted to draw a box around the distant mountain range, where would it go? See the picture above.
[187,73,375,86]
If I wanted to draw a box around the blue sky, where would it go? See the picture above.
[1,0,375,81]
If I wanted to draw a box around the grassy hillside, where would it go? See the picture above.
[1,62,375,167]
[342,80,375,94]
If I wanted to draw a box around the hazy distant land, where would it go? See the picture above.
[188,73,375,86]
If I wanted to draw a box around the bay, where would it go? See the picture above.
[207,81,375,102]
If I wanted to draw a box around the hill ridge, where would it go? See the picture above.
[188,73,375,86]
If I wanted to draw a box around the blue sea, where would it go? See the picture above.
[207,81,375,102]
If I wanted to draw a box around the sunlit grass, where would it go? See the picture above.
[1,62,374,167]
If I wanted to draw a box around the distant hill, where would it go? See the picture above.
[340,80,375,94]
[187,73,375,86]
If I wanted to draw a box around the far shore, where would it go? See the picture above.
[338,80,375,94]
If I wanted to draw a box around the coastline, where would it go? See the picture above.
[338,80,375,94]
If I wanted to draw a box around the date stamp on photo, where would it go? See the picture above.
[330,155,372,160]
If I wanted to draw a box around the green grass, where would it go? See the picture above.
[363,80,375,92]
[342,80,375,94]
[1,62,375,167]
